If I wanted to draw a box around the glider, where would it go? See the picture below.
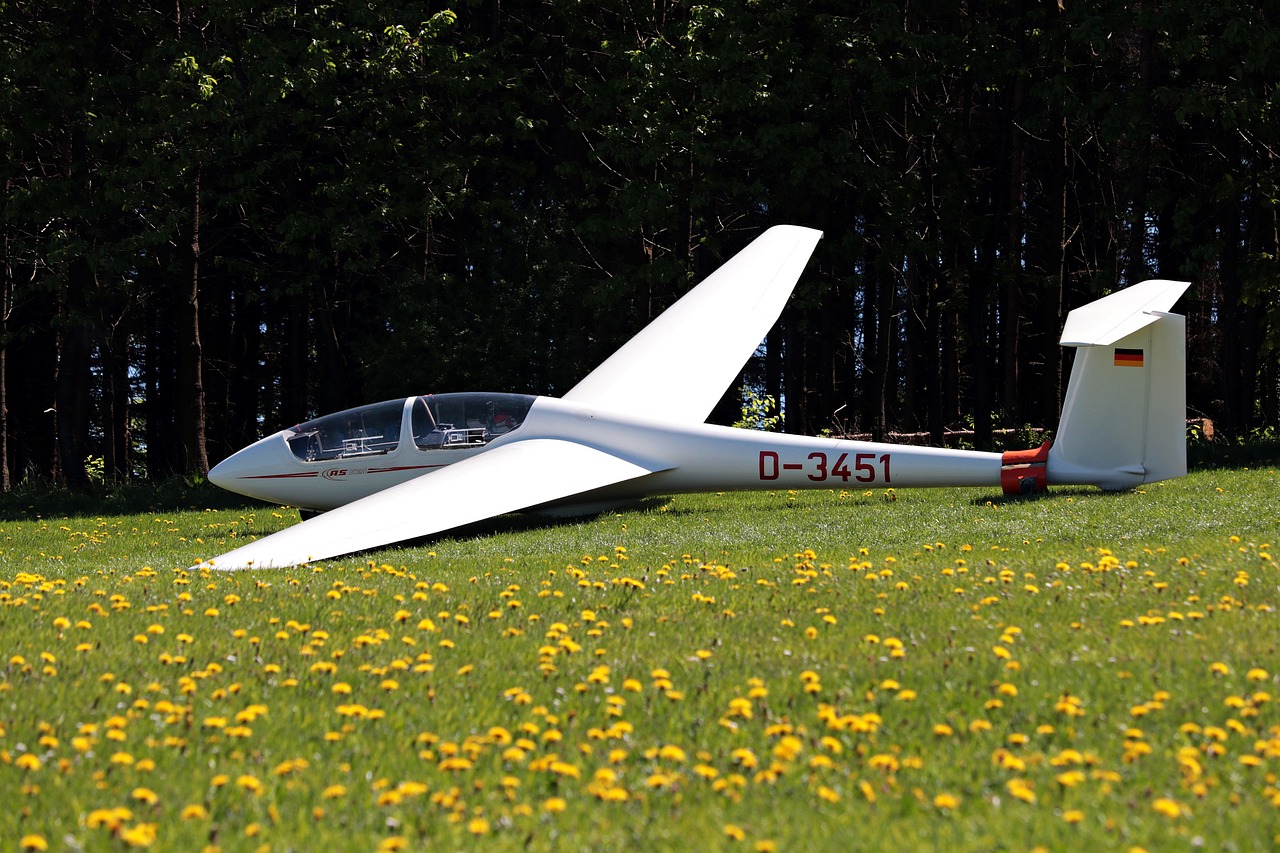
[203,225,1189,570]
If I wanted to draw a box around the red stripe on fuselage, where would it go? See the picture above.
[239,464,445,480]
[240,472,319,480]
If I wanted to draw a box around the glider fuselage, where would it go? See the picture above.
[210,395,1004,513]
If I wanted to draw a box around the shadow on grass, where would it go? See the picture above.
[282,497,673,566]
[409,496,671,542]
[0,477,265,522]
[971,485,1106,508]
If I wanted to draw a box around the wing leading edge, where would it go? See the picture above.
[563,225,822,424]
[203,439,665,570]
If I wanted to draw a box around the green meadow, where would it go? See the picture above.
[1,461,1277,852]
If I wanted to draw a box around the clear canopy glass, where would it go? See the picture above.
[285,393,534,462]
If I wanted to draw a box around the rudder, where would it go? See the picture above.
[1046,280,1189,490]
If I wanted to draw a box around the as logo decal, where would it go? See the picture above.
[322,468,367,480]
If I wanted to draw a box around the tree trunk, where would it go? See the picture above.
[55,260,94,489]
[178,165,210,474]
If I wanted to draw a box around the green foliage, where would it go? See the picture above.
[733,385,781,431]
[1,0,1277,479]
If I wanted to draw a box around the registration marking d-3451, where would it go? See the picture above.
[758,450,891,484]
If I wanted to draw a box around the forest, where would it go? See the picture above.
[2,0,1277,487]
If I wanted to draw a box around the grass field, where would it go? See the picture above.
[1,460,1277,851]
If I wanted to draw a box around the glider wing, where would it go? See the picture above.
[203,439,663,570]
[563,225,822,424]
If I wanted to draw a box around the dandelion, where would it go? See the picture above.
[933,793,960,810]
[236,774,263,795]
[1007,779,1036,803]
[19,836,48,852]
[1152,797,1188,819]
[724,824,747,841]
[131,787,160,806]
[1056,770,1086,788]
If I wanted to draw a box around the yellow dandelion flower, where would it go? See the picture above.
[235,774,263,795]
[1007,779,1036,804]
[543,797,567,813]
[467,817,490,835]
[180,804,208,820]
[933,793,960,810]
[1152,797,1188,819]
[118,823,157,847]
[723,824,747,841]
[1056,771,1086,788]
[1062,809,1085,824]
[131,787,160,805]
[19,835,48,852]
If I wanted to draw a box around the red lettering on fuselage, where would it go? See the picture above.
[757,450,891,484]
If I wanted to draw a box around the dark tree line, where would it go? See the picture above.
[2,0,1277,487]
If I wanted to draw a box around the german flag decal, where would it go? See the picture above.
[1114,347,1144,367]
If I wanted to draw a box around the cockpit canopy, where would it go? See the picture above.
[411,393,534,450]
[286,393,534,462]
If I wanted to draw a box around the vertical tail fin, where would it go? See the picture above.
[1047,280,1190,490]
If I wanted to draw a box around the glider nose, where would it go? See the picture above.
[208,433,295,501]
[207,454,238,491]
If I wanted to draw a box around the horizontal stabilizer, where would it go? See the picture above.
[1059,279,1189,347]
[202,439,663,570]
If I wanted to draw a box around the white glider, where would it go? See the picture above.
[202,225,1189,570]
